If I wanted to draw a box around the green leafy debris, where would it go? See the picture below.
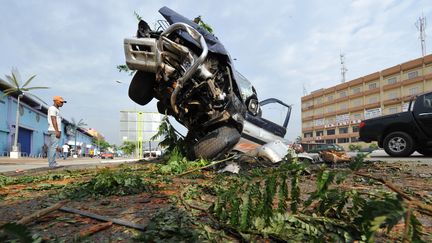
[59,168,154,199]
[134,206,202,242]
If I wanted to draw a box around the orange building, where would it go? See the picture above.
[86,128,105,141]
[301,54,432,148]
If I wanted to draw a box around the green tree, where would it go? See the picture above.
[151,115,184,154]
[121,141,136,155]
[70,118,87,155]
[92,137,110,151]
[0,68,49,157]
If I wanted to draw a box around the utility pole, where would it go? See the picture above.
[137,112,143,159]
[340,53,348,83]
[415,14,427,57]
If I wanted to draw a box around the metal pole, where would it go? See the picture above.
[137,112,143,159]
[12,94,23,152]
[149,141,151,158]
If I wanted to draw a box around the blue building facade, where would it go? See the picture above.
[0,83,94,157]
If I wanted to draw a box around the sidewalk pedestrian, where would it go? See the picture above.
[47,96,67,168]
[62,144,69,160]
[42,144,48,158]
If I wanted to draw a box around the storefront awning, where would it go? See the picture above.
[67,141,83,146]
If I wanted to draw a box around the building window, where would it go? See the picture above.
[315,97,323,104]
[327,95,333,101]
[368,96,378,104]
[389,107,398,114]
[408,87,420,95]
[327,106,334,113]
[339,127,348,134]
[352,126,359,132]
[368,83,377,90]
[352,99,361,106]
[351,137,359,142]
[408,71,418,79]
[388,92,397,99]
[315,140,324,143]
[340,103,348,110]
[304,132,313,138]
[339,91,347,98]
[316,130,324,136]
[327,129,335,135]
[352,87,361,94]
[337,138,349,143]
[387,77,397,84]
[326,139,336,144]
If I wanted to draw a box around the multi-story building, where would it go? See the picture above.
[301,54,432,148]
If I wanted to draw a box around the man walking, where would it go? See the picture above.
[62,143,69,160]
[47,96,66,168]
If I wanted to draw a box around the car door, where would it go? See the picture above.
[413,92,432,137]
[235,98,292,152]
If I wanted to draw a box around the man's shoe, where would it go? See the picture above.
[49,164,63,169]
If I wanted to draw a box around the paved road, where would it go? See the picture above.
[1,149,431,175]
[0,157,140,174]
[364,150,432,163]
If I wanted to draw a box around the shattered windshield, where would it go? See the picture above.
[233,71,255,102]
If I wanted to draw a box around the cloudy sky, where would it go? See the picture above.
[1,0,431,144]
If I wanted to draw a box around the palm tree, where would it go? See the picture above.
[70,118,87,156]
[0,68,49,158]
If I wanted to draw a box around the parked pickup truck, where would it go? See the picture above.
[359,91,432,157]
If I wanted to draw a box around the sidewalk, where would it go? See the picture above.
[0,156,140,174]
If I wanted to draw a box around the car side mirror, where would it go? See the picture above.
[248,99,260,116]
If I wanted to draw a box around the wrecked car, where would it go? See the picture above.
[123,6,298,161]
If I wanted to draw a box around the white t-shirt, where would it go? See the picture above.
[48,106,62,132]
[62,144,69,152]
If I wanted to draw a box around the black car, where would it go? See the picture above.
[359,91,432,157]
[123,7,292,160]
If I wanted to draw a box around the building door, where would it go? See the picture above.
[18,127,32,156]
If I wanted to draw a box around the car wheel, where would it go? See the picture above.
[193,126,241,160]
[416,147,432,156]
[128,71,155,105]
[383,131,414,157]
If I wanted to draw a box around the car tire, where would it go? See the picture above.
[383,131,415,157]
[416,147,432,156]
[128,71,155,105]
[193,126,241,160]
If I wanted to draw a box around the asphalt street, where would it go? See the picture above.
[364,149,432,163]
[1,149,431,175]
[0,157,140,174]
